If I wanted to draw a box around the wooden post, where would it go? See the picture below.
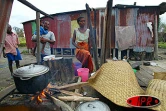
[86,4,99,70]
[94,9,98,57]
[100,3,108,65]
[127,49,130,58]
[118,50,121,60]
[100,0,113,65]
[113,49,116,58]
[36,12,41,64]
[154,14,158,60]
[105,0,113,59]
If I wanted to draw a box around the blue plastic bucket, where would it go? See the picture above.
[73,62,82,76]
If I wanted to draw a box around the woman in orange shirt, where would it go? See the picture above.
[72,17,93,73]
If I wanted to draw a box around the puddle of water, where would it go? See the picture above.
[0,105,60,111]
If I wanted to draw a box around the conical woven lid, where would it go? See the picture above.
[88,61,145,107]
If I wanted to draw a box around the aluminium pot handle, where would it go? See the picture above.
[20,77,32,80]
[29,64,35,69]
[88,104,96,108]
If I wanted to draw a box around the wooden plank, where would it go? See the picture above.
[86,4,99,70]
[105,0,113,59]
[135,72,150,86]
[136,78,147,87]
[100,3,108,65]
[155,61,166,70]
[137,69,153,80]
[140,65,154,75]
[148,66,166,73]
[0,84,16,101]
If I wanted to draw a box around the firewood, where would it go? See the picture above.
[51,96,74,111]
[71,77,82,109]
[60,90,83,97]
[56,82,88,90]
[58,96,99,102]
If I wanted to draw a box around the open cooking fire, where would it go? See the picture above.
[31,85,51,104]
[30,90,47,104]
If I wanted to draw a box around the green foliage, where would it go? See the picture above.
[158,42,166,49]
[18,37,26,47]
[13,27,24,37]
[21,50,28,54]
[158,18,166,33]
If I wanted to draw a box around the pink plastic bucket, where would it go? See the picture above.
[77,68,89,82]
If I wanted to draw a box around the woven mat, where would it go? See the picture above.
[88,61,145,107]
[146,79,166,111]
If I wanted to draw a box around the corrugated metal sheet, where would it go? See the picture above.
[134,7,159,52]
[23,10,101,49]
[114,7,160,52]
[23,6,160,53]
[23,22,35,49]
[54,15,71,48]
[0,0,13,55]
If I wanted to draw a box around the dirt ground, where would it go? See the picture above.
[0,47,166,91]
[0,47,79,91]
[158,48,166,59]
[0,47,36,91]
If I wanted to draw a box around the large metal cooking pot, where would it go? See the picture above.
[76,101,111,111]
[13,64,50,94]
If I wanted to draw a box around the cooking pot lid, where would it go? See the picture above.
[13,64,49,77]
[76,101,110,111]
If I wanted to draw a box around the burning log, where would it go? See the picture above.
[30,90,49,104]
[58,96,99,102]
[50,96,74,111]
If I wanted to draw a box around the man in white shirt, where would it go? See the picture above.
[32,21,56,62]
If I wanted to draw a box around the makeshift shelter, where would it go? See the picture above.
[22,3,166,59]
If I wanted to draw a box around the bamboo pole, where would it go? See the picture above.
[86,4,99,70]
[36,12,41,64]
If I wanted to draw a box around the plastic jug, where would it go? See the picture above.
[73,62,82,76]
[77,68,89,82]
